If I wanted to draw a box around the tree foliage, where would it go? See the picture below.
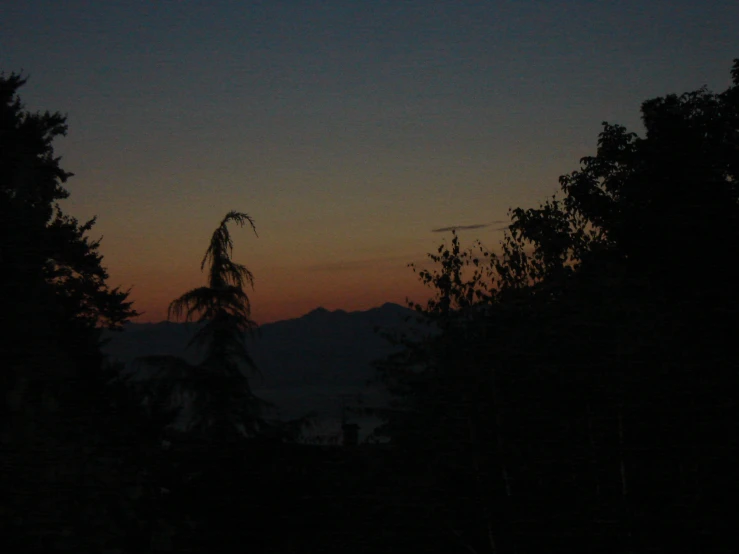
[1,72,145,551]
[1,70,139,418]
[130,211,281,442]
[374,59,739,553]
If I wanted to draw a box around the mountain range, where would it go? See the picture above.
[101,302,426,441]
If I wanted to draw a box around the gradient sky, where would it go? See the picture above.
[3,0,738,323]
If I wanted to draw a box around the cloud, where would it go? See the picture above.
[303,254,413,273]
[431,221,507,233]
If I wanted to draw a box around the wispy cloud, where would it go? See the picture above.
[431,221,507,233]
[303,254,414,273]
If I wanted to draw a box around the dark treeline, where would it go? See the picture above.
[1,60,738,553]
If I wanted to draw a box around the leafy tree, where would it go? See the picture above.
[1,72,138,407]
[1,70,139,429]
[1,72,143,551]
[375,59,739,553]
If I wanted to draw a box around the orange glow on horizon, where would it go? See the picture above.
[122,259,435,325]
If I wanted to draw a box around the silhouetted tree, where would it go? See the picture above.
[1,72,144,551]
[375,59,739,553]
[130,211,277,442]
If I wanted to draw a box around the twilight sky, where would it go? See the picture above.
[3,0,738,323]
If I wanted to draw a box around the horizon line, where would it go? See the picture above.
[126,301,413,326]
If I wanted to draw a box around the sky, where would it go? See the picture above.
[3,0,738,323]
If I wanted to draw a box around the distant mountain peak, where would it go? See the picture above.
[379,301,407,310]
[301,303,408,320]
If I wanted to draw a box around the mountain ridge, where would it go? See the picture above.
[126,301,413,328]
[101,302,425,438]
